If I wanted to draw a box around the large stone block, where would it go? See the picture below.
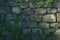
[23,9,35,15]
[50,23,58,28]
[39,23,49,29]
[47,8,57,14]
[43,14,56,22]
[29,15,42,22]
[35,8,46,14]
[28,22,38,27]
[23,28,31,34]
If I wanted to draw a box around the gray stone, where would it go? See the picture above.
[29,9,35,15]
[0,8,7,14]
[6,14,16,21]
[23,9,35,15]
[55,29,60,36]
[47,35,59,40]
[0,15,4,21]
[35,8,46,14]
[47,8,57,13]
[5,37,15,40]
[57,13,60,22]
[20,3,28,8]
[6,14,12,21]
[2,30,9,36]
[50,23,58,28]
[43,14,56,22]
[39,23,49,29]
[28,22,38,27]
[32,28,43,35]
[32,35,40,40]
[29,3,37,8]
[12,7,21,13]
[10,21,16,26]
[19,15,28,21]
[18,22,26,27]
[6,1,16,7]
[23,28,31,34]
[23,9,30,15]
[29,15,42,22]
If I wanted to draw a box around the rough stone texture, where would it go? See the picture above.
[28,22,38,27]
[23,28,31,34]
[20,3,29,8]
[47,8,57,13]
[35,8,46,14]
[0,0,60,40]
[57,13,60,22]
[23,9,35,15]
[39,23,49,29]
[50,23,58,28]
[29,15,42,22]
[43,14,56,22]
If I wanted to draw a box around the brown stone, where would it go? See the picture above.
[57,13,60,22]
[50,23,58,28]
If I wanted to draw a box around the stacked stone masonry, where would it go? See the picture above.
[0,0,60,40]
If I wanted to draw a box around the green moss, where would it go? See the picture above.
[46,0,53,6]
[36,1,45,7]
[45,29,54,36]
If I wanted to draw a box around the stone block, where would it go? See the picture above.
[29,15,42,22]
[23,28,31,34]
[35,8,46,14]
[39,23,49,29]
[28,22,38,27]
[47,8,57,13]
[43,14,56,22]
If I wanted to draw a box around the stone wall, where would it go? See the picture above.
[0,0,60,40]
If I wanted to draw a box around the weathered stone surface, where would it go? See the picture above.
[39,23,49,29]
[57,13,60,22]
[35,8,46,14]
[29,3,37,8]
[50,23,58,28]
[43,14,56,22]
[6,1,16,7]
[47,8,57,13]
[23,9,35,15]
[18,21,26,27]
[0,15,4,21]
[58,8,60,13]
[20,3,28,8]
[54,29,60,40]
[0,0,59,40]
[12,7,21,13]
[0,8,7,14]
[47,35,59,40]
[32,28,43,35]
[19,15,29,22]
[28,22,38,27]
[23,28,31,34]
[6,14,16,21]
[57,23,60,28]
[29,15,42,22]
[32,35,40,40]
[10,21,16,26]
